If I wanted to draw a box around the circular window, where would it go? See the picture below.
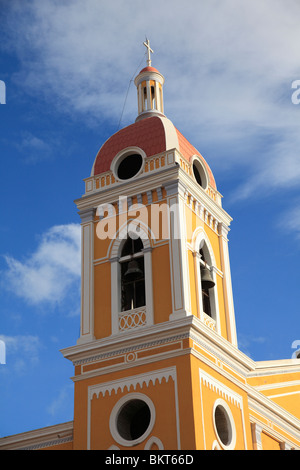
[117,399,150,440]
[115,153,144,181]
[193,163,202,186]
[109,393,155,447]
[192,157,208,190]
[213,400,236,450]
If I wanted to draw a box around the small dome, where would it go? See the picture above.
[91,115,216,190]
[138,66,160,74]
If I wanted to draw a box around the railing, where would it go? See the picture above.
[118,306,147,332]
[84,148,221,207]
[84,151,171,195]
[203,312,216,331]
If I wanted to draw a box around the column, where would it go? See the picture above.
[218,222,238,346]
[77,208,95,344]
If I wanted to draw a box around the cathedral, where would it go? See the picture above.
[1,42,300,451]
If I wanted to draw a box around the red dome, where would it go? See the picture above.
[92,116,216,190]
[138,66,160,74]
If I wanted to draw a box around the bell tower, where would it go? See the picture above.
[134,40,165,121]
[59,43,300,451]
[1,42,299,452]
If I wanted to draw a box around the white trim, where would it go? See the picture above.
[268,391,300,399]
[160,117,179,150]
[109,222,154,335]
[144,436,164,450]
[192,227,221,334]
[78,218,95,344]
[87,367,180,450]
[213,398,237,450]
[218,222,238,346]
[191,155,209,190]
[199,369,247,450]
[0,421,73,451]
[110,147,146,182]
[167,194,185,318]
[251,422,263,450]
[109,393,156,447]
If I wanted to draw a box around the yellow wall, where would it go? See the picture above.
[73,355,197,450]
[152,243,173,324]
[261,432,281,450]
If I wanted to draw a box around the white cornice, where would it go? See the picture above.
[61,315,255,375]
[248,359,300,377]
[60,316,300,443]
[75,157,232,228]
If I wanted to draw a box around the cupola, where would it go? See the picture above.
[134,39,165,121]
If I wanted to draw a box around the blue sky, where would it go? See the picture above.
[1,0,300,438]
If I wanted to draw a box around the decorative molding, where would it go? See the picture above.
[87,367,181,450]
[73,332,189,367]
[78,208,95,223]
[109,393,156,447]
[213,398,237,450]
[251,422,263,450]
[199,370,243,408]
[144,436,164,450]
[20,435,73,451]
[199,369,247,450]
[0,421,73,451]
[89,367,176,399]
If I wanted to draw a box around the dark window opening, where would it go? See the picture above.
[200,249,214,317]
[214,405,231,446]
[117,399,151,441]
[121,258,145,311]
[120,237,145,312]
[121,236,143,257]
[202,288,212,317]
[117,154,143,180]
[193,162,202,187]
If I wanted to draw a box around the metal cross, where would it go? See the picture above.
[143,38,154,67]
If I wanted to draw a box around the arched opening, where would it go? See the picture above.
[120,236,145,312]
[200,247,215,318]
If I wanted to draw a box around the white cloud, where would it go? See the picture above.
[2,224,81,307]
[3,0,300,196]
[278,202,300,240]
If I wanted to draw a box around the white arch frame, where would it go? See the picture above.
[191,155,209,190]
[212,398,237,450]
[110,220,154,335]
[109,393,156,447]
[110,146,146,182]
[144,436,164,450]
[191,227,220,333]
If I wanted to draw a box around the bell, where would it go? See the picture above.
[201,266,215,289]
[124,259,143,281]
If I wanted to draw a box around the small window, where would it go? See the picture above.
[193,163,202,186]
[117,154,143,180]
[213,401,236,450]
[192,157,208,189]
[117,399,151,441]
[109,393,155,447]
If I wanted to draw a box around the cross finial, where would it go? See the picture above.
[143,38,154,67]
